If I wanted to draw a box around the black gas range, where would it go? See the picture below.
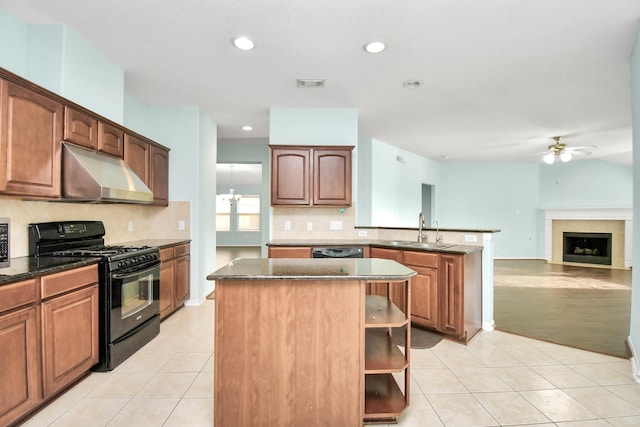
[29,221,161,371]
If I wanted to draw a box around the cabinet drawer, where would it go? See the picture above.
[402,251,439,268]
[41,264,98,299]
[370,247,401,262]
[160,247,174,262]
[0,279,38,313]
[174,243,190,257]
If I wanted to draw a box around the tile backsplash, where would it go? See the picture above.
[1,197,190,258]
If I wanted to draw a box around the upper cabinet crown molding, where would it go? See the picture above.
[270,145,353,207]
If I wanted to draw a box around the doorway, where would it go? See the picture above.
[421,184,434,225]
[215,163,263,268]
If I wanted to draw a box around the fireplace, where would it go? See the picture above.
[563,232,612,266]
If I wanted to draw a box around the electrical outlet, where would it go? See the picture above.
[358,230,368,237]
[284,220,291,231]
[330,220,342,230]
[178,220,185,230]
[307,222,313,231]
[128,221,134,232]
[464,234,478,243]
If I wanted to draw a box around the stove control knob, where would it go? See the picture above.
[125,259,131,266]
[118,261,124,268]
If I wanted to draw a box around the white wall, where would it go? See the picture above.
[0,6,28,74]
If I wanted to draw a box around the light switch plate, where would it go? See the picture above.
[464,234,478,243]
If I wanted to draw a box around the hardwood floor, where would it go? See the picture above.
[494,259,632,358]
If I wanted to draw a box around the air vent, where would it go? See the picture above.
[297,79,325,88]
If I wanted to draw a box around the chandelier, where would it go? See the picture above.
[220,165,241,205]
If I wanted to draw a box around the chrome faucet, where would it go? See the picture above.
[434,220,443,244]
[418,212,427,242]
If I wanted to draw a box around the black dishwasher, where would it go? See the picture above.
[312,247,364,258]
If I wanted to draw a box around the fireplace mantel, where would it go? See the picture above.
[543,208,632,268]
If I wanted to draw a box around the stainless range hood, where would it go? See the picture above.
[62,143,153,204]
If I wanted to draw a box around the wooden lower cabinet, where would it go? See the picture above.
[41,284,99,397]
[369,246,482,342]
[368,247,406,313]
[268,246,312,258]
[0,264,99,425]
[0,306,40,427]
[160,243,191,320]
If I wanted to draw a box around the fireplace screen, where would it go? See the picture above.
[563,232,612,265]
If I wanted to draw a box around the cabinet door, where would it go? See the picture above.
[98,122,124,157]
[407,265,439,329]
[313,148,352,206]
[175,254,190,307]
[159,259,175,319]
[64,107,98,149]
[268,247,312,258]
[0,306,40,427]
[124,133,150,184]
[271,147,311,205]
[41,285,99,397]
[150,145,169,206]
[0,80,62,198]
[439,254,464,338]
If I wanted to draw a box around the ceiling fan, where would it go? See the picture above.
[542,136,594,164]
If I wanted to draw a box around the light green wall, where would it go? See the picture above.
[269,108,358,146]
[539,159,632,208]
[364,138,441,227]
[629,22,640,381]
[439,163,541,257]
[26,25,64,92]
[0,6,28,74]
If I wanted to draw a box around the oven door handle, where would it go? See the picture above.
[111,262,160,280]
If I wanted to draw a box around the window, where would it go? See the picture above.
[216,195,231,231]
[216,194,260,232]
[237,196,260,231]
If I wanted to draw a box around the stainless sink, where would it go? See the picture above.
[407,242,455,250]
[380,240,454,250]
[381,240,413,246]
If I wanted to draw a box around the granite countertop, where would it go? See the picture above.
[0,256,100,285]
[267,239,483,254]
[114,238,191,249]
[207,258,416,281]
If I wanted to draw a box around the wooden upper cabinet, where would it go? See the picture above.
[0,80,63,198]
[124,133,169,206]
[313,148,352,206]
[64,106,98,149]
[270,145,353,207]
[98,121,124,158]
[124,133,150,184]
[150,145,169,206]
[270,147,311,205]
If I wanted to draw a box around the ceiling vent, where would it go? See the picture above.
[297,79,325,88]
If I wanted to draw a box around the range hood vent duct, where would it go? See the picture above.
[61,142,153,204]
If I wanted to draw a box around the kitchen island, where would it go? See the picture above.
[207,258,416,427]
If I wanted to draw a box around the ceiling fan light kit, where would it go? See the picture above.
[541,136,589,164]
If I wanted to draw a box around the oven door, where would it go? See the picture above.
[109,262,160,342]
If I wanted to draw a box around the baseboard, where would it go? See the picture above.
[482,320,495,331]
[627,336,640,383]
[493,257,547,260]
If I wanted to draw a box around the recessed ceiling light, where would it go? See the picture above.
[242,125,253,131]
[402,80,422,89]
[364,41,386,54]
[232,36,254,50]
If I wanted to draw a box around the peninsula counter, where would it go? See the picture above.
[207,258,416,426]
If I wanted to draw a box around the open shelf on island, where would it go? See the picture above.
[365,295,409,328]
[364,373,407,421]
[365,329,408,373]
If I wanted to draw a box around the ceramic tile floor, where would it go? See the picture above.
[21,299,640,427]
